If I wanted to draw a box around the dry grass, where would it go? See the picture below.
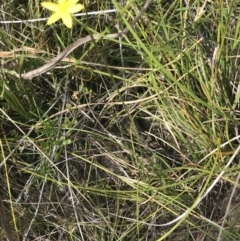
[1,0,240,240]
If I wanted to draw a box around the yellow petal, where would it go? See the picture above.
[68,0,80,6]
[68,4,84,13]
[61,12,72,28]
[47,12,62,25]
[41,2,59,11]
[58,0,66,4]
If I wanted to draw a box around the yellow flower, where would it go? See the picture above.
[41,0,84,28]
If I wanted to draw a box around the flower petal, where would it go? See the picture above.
[47,12,62,25]
[68,4,84,13]
[61,12,73,28]
[68,0,80,6]
[41,2,59,11]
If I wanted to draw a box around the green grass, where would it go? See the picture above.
[1,0,240,240]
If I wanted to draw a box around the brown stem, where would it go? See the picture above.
[0,196,19,241]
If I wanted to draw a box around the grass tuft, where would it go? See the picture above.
[1,0,240,240]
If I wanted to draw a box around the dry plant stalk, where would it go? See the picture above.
[0,196,19,241]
